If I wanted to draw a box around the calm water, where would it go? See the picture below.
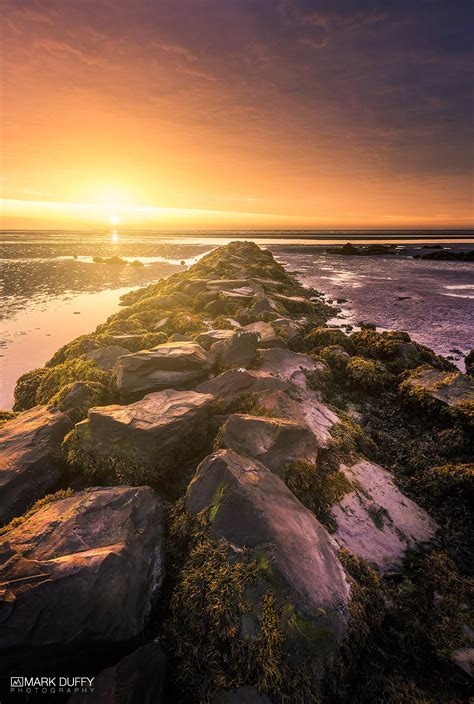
[1,230,473,408]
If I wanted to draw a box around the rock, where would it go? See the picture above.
[0,406,73,525]
[273,293,313,314]
[84,345,129,370]
[339,243,359,255]
[69,643,166,703]
[168,333,190,342]
[258,348,319,388]
[465,349,474,376]
[210,331,259,369]
[51,380,112,423]
[255,388,337,448]
[217,413,318,474]
[65,390,214,483]
[153,316,170,330]
[129,259,144,266]
[207,279,258,292]
[403,368,474,411]
[186,450,351,678]
[196,369,287,404]
[213,686,272,704]
[271,317,302,342]
[116,342,210,397]
[243,321,287,349]
[451,646,474,678]
[331,461,438,573]
[251,294,279,314]
[0,486,165,651]
[197,329,235,349]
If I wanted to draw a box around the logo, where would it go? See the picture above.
[9,676,94,695]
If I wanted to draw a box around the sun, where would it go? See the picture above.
[110,215,119,225]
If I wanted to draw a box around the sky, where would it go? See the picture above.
[1,0,473,229]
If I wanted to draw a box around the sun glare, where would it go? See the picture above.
[110,215,119,225]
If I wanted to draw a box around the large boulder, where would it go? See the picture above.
[217,414,318,474]
[210,331,259,369]
[331,461,438,573]
[196,369,287,406]
[0,405,73,525]
[243,322,286,349]
[255,389,337,448]
[84,345,128,370]
[69,643,166,704]
[65,390,214,485]
[0,486,165,652]
[186,449,351,678]
[116,341,210,398]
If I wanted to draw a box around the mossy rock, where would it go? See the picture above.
[345,357,393,392]
[304,328,355,355]
[350,329,451,374]
[13,367,50,411]
[35,359,113,407]
[49,380,114,423]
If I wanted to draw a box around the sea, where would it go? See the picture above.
[1,229,473,409]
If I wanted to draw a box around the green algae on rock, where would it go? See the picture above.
[64,389,214,488]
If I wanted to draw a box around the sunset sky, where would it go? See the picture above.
[1,0,473,229]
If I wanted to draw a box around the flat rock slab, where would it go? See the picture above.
[218,413,318,474]
[0,406,73,525]
[404,369,474,408]
[116,341,210,397]
[331,461,438,574]
[0,486,165,651]
[243,321,287,349]
[196,369,287,404]
[69,390,214,475]
[84,345,129,370]
[69,643,166,704]
[186,449,351,677]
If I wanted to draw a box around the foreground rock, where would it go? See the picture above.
[65,390,214,485]
[331,461,438,573]
[186,449,351,678]
[0,406,73,525]
[0,486,165,651]
[116,341,210,398]
[69,643,166,704]
[217,413,318,474]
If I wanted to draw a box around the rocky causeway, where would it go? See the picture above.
[0,241,472,703]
